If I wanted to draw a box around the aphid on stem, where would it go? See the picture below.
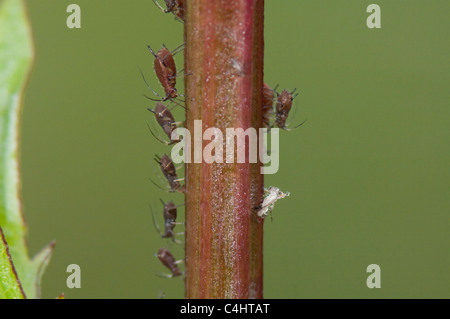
[274,89,307,131]
[147,102,184,145]
[255,186,290,220]
[152,0,185,22]
[141,43,187,105]
[152,199,184,244]
[155,248,183,278]
[151,154,185,193]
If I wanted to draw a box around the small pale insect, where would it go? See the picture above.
[256,186,290,219]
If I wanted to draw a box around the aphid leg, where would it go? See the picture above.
[147,44,159,58]
[168,71,190,80]
[149,178,181,193]
[171,121,185,127]
[156,272,184,279]
[159,96,186,109]
[291,88,298,97]
[273,84,280,97]
[169,68,193,80]
[162,42,186,60]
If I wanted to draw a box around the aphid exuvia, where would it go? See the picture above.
[256,186,290,219]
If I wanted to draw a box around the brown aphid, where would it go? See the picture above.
[147,102,181,144]
[156,248,183,278]
[161,200,178,237]
[152,199,184,243]
[147,44,184,101]
[274,89,306,130]
[153,0,185,22]
[262,83,275,129]
[154,154,185,193]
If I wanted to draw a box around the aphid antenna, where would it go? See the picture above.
[152,0,168,13]
[139,68,165,100]
[151,205,163,237]
[147,44,158,58]
[146,122,172,145]
[283,118,308,132]
[149,178,170,192]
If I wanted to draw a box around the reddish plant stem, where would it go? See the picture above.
[184,0,264,298]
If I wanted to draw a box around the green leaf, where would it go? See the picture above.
[0,226,25,299]
[0,0,54,299]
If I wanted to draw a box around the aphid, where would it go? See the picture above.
[262,83,275,129]
[152,199,184,244]
[147,102,183,145]
[156,248,183,278]
[152,154,185,193]
[142,43,185,102]
[274,89,306,131]
[255,186,290,219]
[152,0,185,22]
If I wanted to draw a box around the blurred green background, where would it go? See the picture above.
[19,0,449,298]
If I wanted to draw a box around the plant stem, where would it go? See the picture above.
[184,0,264,298]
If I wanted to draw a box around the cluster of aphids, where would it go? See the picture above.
[262,83,306,131]
[147,0,303,278]
[144,0,186,280]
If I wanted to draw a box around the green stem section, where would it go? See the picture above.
[184,0,265,298]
